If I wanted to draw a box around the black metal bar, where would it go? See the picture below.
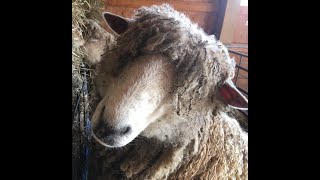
[229,50,248,57]
[229,50,248,117]
[239,55,243,66]
[235,66,240,85]
[239,110,248,117]
[236,86,248,95]
[235,52,244,85]
[236,64,248,72]
[238,74,248,79]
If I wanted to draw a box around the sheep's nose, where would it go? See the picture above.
[102,124,117,137]
[94,121,114,137]
[95,127,106,137]
[120,126,132,135]
[95,123,132,137]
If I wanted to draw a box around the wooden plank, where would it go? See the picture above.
[239,6,248,15]
[204,13,216,34]
[179,0,218,2]
[105,6,136,17]
[181,11,217,34]
[232,14,248,44]
[152,0,216,1]
[106,0,217,13]
[212,0,228,39]
[228,46,248,54]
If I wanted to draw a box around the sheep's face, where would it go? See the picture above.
[92,55,174,148]
[90,9,248,148]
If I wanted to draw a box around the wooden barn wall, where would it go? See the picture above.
[103,0,225,36]
[232,6,248,44]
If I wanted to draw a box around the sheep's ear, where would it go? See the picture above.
[103,12,133,36]
[218,80,248,110]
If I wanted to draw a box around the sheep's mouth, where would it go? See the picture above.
[91,130,130,148]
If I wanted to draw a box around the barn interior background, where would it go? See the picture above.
[72,0,248,179]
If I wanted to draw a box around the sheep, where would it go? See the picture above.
[81,19,116,65]
[86,4,248,180]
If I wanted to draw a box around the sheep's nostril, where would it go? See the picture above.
[96,128,104,137]
[121,126,132,135]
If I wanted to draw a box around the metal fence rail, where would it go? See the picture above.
[229,50,248,117]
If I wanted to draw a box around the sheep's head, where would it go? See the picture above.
[90,12,174,147]
[91,54,173,148]
[91,7,247,148]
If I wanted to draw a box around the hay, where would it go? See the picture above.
[72,0,112,179]
[72,0,104,98]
